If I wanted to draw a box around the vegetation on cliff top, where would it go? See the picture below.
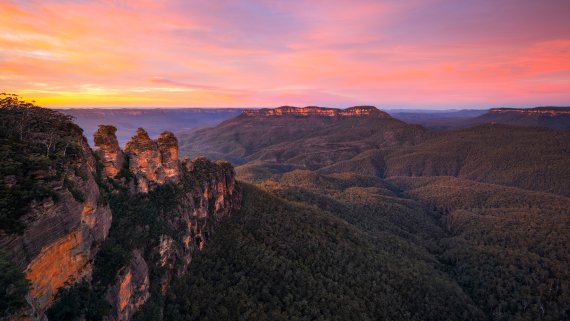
[0,93,84,234]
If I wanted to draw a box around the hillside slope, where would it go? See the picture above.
[177,105,570,321]
[463,107,570,130]
[385,124,570,196]
[158,184,485,321]
[180,107,570,197]
[179,106,427,168]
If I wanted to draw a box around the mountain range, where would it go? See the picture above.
[1,100,569,321]
[58,108,244,146]
[176,105,570,321]
[392,107,570,130]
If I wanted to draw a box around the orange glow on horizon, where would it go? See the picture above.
[1,0,570,108]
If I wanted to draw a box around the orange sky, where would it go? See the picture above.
[1,0,570,108]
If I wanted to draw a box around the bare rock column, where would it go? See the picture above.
[94,125,125,178]
[157,131,180,183]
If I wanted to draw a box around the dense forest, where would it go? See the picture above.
[175,108,570,321]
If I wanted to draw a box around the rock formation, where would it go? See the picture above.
[1,118,241,321]
[156,131,180,181]
[242,105,391,118]
[106,250,150,321]
[489,107,570,116]
[94,125,125,177]
[99,141,240,321]
[0,130,112,320]
[122,128,180,192]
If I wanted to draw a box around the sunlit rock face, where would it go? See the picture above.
[103,158,240,321]
[96,130,239,321]
[0,133,112,321]
[94,125,125,178]
[156,131,180,182]
[106,250,150,321]
[124,128,180,193]
[2,124,240,321]
[242,105,391,118]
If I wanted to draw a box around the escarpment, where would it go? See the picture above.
[49,126,240,321]
[242,105,391,118]
[1,108,241,321]
[489,107,570,116]
[0,108,112,321]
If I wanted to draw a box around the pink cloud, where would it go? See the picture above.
[1,0,569,107]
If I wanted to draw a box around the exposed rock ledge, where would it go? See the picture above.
[489,107,570,116]
[242,106,391,118]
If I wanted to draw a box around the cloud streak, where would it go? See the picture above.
[1,0,569,108]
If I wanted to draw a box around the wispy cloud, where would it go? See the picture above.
[1,0,569,107]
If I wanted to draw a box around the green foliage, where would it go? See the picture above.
[46,282,109,321]
[0,250,30,318]
[390,176,570,321]
[0,93,84,233]
[161,184,484,321]
[64,178,86,203]
[385,125,570,197]
[179,112,426,168]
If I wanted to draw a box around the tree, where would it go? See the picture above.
[0,250,30,318]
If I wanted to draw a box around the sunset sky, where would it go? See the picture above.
[2,0,570,108]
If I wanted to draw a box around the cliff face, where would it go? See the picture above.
[123,128,180,193]
[92,128,240,321]
[242,105,391,118]
[1,130,112,320]
[471,107,570,130]
[2,117,241,321]
[105,250,150,321]
[94,125,125,178]
[145,157,240,303]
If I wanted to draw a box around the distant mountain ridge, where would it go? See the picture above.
[466,106,570,130]
[390,106,570,130]
[489,106,570,114]
[58,108,244,146]
[179,106,570,197]
[242,105,391,118]
[179,105,426,167]
[176,104,570,321]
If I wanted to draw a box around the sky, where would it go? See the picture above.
[1,0,570,108]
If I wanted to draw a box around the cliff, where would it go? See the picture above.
[1,106,241,321]
[242,105,391,118]
[469,107,570,130]
[0,106,112,320]
[49,126,240,321]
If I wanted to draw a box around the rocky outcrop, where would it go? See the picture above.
[489,107,570,116]
[0,131,112,321]
[123,128,180,193]
[94,125,125,178]
[93,130,240,321]
[106,250,150,321]
[242,105,391,118]
[138,157,240,305]
[156,131,180,181]
[1,117,241,321]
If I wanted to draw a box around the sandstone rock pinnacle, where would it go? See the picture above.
[94,125,125,178]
